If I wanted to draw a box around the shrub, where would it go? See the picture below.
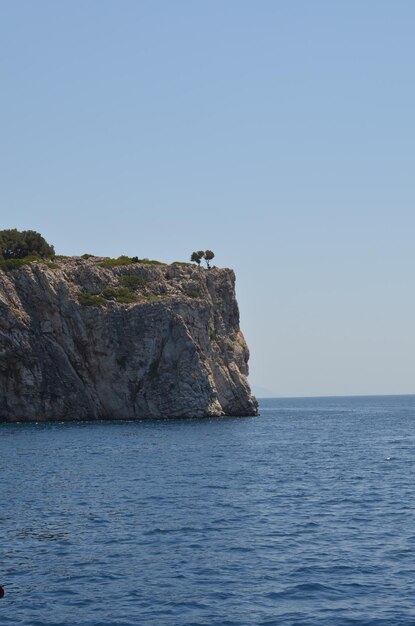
[97,256,134,267]
[172,261,192,267]
[0,255,40,272]
[138,258,166,265]
[119,275,147,290]
[97,256,165,267]
[78,285,140,306]
[77,292,106,306]
[81,253,93,259]
[102,287,137,304]
[113,292,137,304]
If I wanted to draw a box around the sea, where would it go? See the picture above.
[2,395,415,626]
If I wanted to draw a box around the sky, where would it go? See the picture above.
[1,1,414,397]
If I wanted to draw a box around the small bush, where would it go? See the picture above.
[172,261,192,267]
[97,256,165,267]
[46,261,59,269]
[119,275,147,290]
[138,258,166,265]
[116,294,137,303]
[77,292,106,306]
[0,256,40,271]
[117,294,138,304]
[81,253,93,259]
[102,287,137,304]
[146,295,162,302]
[102,287,122,299]
[97,256,134,267]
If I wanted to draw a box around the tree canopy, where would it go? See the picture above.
[0,229,55,259]
[190,249,215,268]
[204,250,215,268]
[191,251,204,265]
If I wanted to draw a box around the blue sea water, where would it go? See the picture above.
[2,395,415,626]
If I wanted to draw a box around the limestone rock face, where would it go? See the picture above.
[0,259,258,421]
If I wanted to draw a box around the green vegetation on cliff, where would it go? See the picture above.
[0,229,55,260]
[0,229,217,276]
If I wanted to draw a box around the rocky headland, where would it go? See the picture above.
[0,257,257,421]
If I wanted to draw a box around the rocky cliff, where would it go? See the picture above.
[0,258,257,421]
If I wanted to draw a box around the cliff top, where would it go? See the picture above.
[0,255,236,311]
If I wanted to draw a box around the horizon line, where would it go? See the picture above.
[255,393,415,400]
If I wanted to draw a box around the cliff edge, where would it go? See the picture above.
[0,258,258,421]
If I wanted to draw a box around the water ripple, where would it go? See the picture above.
[1,395,415,625]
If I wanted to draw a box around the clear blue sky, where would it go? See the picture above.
[1,1,414,396]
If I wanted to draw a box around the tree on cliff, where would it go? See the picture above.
[191,250,215,268]
[191,250,204,266]
[203,250,215,269]
[0,229,55,259]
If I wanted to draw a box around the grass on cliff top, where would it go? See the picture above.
[139,258,166,265]
[97,256,166,267]
[97,256,135,267]
[0,254,195,272]
[171,261,192,267]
